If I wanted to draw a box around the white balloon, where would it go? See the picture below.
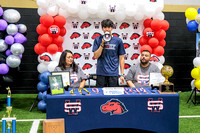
[37,63,48,73]
[52,52,62,62]
[56,0,68,9]
[158,56,165,64]
[193,57,200,67]
[47,5,59,16]
[97,9,107,19]
[37,8,47,16]
[3,9,21,23]
[58,8,70,18]
[36,0,49,9]
[125,4,137,17]
[67,2,79,14]
[144,5,155,18]
[78,9,89,20]
[87,2,98,15]
[152,62,163,70]
[153,12,165,20]
[48,61,59,72]
[134,11,144,21]
[114,10,126,21]
[186,18,190,24]
[191,79,195,89]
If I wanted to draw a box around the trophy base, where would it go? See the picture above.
[159,82,174,94]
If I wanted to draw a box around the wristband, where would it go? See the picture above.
[119,74,125,77]
[100,45,104,48]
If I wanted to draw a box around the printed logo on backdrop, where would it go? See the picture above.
[100,99,128,115]
[81,21,91,29]
[147,98,163,113]
[81,42,92,49]
[124,63,131,69]
[150,55,160,62]
[82,63,93,70]
[70,32,81,39]
[73,42,80,49]
[64,99,81,115]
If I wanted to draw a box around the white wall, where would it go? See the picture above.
[165,0,200,5]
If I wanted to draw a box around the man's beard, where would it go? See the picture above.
[140,58,149,65]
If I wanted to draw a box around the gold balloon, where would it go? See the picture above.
[194,79,200,90]
[185,8,198,20]
[161,65,174,84]
[191,68,200,79]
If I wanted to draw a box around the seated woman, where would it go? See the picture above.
[54,50,87,88]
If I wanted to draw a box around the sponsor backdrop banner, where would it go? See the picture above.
[63,18,143,85]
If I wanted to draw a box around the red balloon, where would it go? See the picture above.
[59,27,66,36]
[47,44,58,54]
[151,19,161,31]
[40,15,54,27]
[40,34,53,47]
[38,35,42,43]
[54,15,66,27]
[153,46,165,56]
[36,24,48,35]
[143,19,152,28]
[159,40,166,47]
[161,20,169,31]
[143,28,154,38]
[53,36,64,47]
[139,36,148,46]
[148,37,159,48]
[58,46,63,52]
[140,45,153,54]
[39,15,47,24]
[48,25,60,37]
[34,43,47,55]
[154,29,166,40]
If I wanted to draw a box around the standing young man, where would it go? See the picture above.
[92,19,126,87]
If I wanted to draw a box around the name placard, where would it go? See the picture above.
[102,87,124,95]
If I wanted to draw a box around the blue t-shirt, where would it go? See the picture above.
[92,36,126,76]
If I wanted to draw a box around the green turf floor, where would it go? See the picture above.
[0,92,200,132]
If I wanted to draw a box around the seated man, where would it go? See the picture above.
[125,50,160,87]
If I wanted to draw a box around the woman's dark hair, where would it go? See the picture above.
[58,50,78,73]
[101,19,114,28]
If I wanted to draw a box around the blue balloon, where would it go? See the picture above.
[37,100,46,112]
[37,81,48,92]
[187,20,198,31]
[198,8,200,14]
[39,71,51,84]
[38,92,43,100]
[42,91,47,101]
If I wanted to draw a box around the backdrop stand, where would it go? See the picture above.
[29,95,38,112]
[187,87,198,108]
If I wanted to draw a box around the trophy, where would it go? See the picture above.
[159,65,174,93]
[2,87,16,133]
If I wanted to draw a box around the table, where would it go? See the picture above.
[46,87,179,133]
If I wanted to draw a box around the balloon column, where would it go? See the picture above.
[35,14,66,73]
[191,57,200,90]
[0,7,27,83]
[185,8,200,31]
[37,71,51,112]
[138,18,169,68]
[34,12,66,111]
[36,0,164,21]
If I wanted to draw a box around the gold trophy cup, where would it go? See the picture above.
[159,65,175,93]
